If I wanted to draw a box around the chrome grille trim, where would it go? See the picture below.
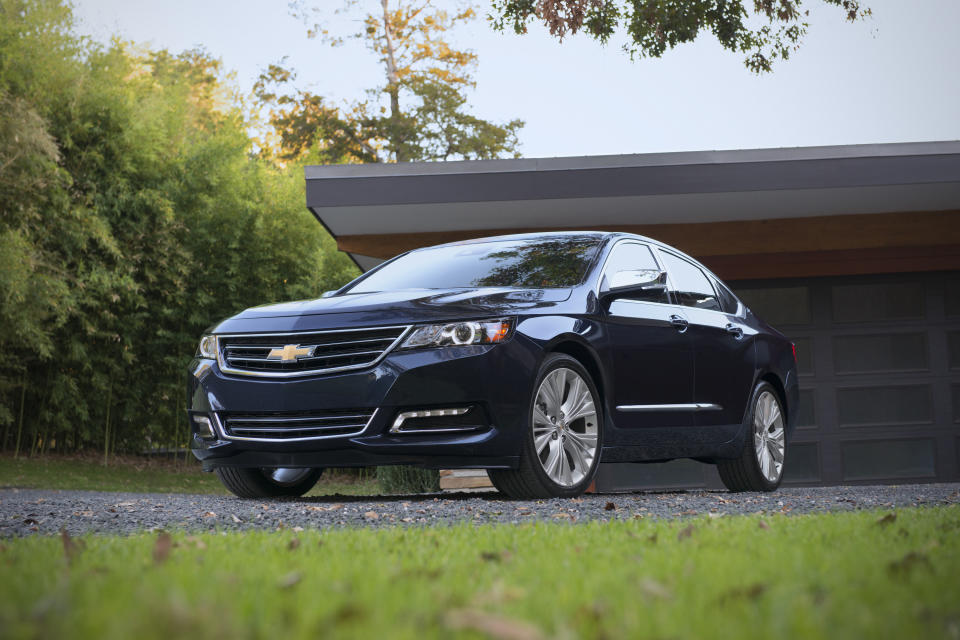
[214,409,378,442]
[215,325,411,378]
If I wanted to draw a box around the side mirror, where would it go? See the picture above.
[320,290,337,298]
[600,269,668,302]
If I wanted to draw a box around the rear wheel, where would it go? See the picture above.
[718,382,786,492]
[489,353,602,499]
[215,467,323,498]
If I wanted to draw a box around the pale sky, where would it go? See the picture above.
[73,0,960,158]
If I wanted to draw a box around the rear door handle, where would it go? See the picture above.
[669,314,689,332]
[725,323,744,339]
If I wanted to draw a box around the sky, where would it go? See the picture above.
[72,0,960,159]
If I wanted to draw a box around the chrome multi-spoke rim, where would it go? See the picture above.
[532,367,598,487]
[753,391,785,483]
[262,468,312,486]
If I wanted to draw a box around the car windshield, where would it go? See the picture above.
[345,236,604,293]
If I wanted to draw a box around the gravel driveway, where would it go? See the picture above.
[2,484,958,537]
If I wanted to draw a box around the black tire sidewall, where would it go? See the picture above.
[521,353,604,498]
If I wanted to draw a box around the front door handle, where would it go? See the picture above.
[669,314,689,332]
[725,323,744,339]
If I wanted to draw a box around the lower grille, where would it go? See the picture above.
[218,409,376,441]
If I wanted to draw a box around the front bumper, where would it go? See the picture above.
[187,337,540,471]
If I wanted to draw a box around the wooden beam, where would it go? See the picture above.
[336,210,960,261]
[705,245,960,281]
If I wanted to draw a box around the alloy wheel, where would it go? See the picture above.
[532,367,599,487]
[753,391,785,483]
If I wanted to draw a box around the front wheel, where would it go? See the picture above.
[489,353,603,499]
[215,467,323,498]
[718,382,786,492]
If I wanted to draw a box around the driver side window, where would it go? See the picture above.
[601,242,669,304]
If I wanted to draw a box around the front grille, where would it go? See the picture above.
[217,326,409,377]
[219,409,376,441]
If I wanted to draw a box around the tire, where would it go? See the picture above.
[718,381,786,492]
[215,467,323,498]
[489,353,603,499]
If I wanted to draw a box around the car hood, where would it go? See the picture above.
[211,287,573,333]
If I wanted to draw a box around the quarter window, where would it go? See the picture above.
[601,242,668,304]
[659,252,721,312]
[714,280,739,315]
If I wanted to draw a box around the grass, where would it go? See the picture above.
[0,455,379,497]
[1,507,958,639]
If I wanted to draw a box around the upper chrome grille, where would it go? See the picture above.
[218,409,376,441]
[216,326,410,378]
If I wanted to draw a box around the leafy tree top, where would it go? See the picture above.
[489,0,871,73]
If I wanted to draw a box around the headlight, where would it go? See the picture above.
[400,318,514,349]
[197,335,218,359]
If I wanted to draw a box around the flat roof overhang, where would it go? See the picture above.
[305,141,960,279]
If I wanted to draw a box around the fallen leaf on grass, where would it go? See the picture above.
[153,532,172,565]
[363,511,379,520]
[471,581,527,606]
[638,578,672,600]
[876,513,897,527]
[183,536,207,550]
[604,502,617,511]
[445,609,544,640]
[480,550,513,563]
[888,551,930,575]
[718,583,768,603]
[288,538,301,551]
[278,571,302,589]
[677,525,695,541]
[60,528,84,566]
[758,520,770,530]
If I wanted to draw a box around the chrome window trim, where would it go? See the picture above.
[214,325,411,378]
[616,403,723,412]
[212,408,379,442]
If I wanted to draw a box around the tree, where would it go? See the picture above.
[280,0,524,163]
[489,0,871,73]
[0,0,359,455]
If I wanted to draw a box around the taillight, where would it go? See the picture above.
[791,342,797,363]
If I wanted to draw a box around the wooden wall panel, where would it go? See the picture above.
[335,210,960,279]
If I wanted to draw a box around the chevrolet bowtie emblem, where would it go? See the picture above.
[267,344,315,362]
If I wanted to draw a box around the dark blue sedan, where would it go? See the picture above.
[188,232,798,498]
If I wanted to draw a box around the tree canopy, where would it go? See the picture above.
[489,0,871,72]
[0,0,358,456]
[275,0,524,163]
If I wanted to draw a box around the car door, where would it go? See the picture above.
[655,249,757,430]
[600,241,696,430]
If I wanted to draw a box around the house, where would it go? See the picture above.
[305,141,960,490]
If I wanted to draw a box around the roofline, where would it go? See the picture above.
[306,141,960,180]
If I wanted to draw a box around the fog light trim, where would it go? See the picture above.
[390,407,478,434]
[192,415,216,440]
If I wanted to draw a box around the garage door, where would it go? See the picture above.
[594,271,960,491]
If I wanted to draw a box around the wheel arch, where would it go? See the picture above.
[757,370,789,425]
[544,335,608,410]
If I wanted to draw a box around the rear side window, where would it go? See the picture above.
[659,251,721,312]
[715,280,739,314]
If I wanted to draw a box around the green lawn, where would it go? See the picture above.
[2,507,958,639]
[0,455,379,497]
